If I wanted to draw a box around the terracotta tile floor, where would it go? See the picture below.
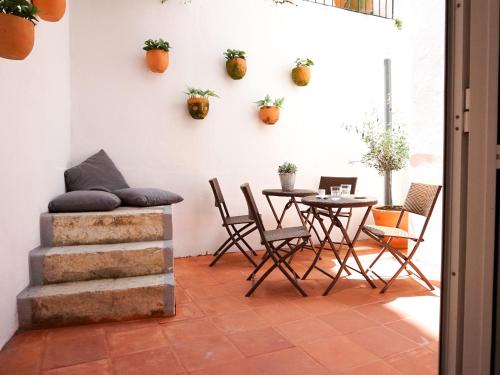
[0,241,441,374]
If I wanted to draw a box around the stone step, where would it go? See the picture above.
[40,206,172,247]
[17,273,175,329]
[29,241,173,285]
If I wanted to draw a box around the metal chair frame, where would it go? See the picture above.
[209,178,258,267]
[362,183,442,293]
[241,183,311,297]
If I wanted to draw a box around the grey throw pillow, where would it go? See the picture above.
[64,149,129,192]
[113,188,184,207]
[48,191,121,213]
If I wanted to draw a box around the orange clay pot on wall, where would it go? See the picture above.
[143,38,171,74]
[32,0,66,22]
[224,49,247,80]
[259,106,280,125]
[185,88,219,120]
[0,13,35,60]
[146,50,169,73]
[371,206,409,250]
[292,66,311,86]
[335,0,373,13]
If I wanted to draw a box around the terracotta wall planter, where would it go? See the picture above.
[187,98,209,119]
[146,50,169,73]
[259,106,280,125]
[226,57,247,80]
[371,206,409,249]
[292,66,311,86]
[335,0,373,13]
[0,13,35,60]
[32,0,66,22]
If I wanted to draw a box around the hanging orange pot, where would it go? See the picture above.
[371,206,409,250]
[259,106,280,125]
[226,57,247,80]
[32,0,66,22]
[146,50,169,73]
[187,98,209,119]
[292,66,311,86]
[0,13,35,60]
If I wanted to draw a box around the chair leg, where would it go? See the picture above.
[213,237,232,257]
[210,224,257,267]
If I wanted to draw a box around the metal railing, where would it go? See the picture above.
[301,0,394,19]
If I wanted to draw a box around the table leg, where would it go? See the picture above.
[322,206,376,295]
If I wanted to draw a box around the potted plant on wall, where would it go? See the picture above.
[292,58,313,86]
[345,114,410,249]
[255,95,284,125]
[0,0,38,60]
[32,0,65,22]
[185,87,219,120]
[143,38,171,73]
[224,49,247,80]
[278,162,297,191]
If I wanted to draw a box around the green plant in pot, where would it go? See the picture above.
[185,87,219,120]
[345,114,410,248]
[292,58,313,86]
[224,49,247,80]
[278,162,298,191]
[143,38,171,73]
[0,0,38,60]
[255,95,284,125]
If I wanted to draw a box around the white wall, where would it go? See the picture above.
[0,11,71,346]
[70,0,417,256]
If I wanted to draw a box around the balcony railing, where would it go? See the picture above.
[301,0,394,20]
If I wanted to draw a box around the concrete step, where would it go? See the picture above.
[17,273,175,329]
[29,241,173,285]
[40,206,172,247]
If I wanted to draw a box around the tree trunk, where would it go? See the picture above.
[384,171,393,206]
[384,59,393,206]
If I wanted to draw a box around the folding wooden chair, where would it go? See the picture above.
[240,183,311,297]
[362,182,442,293]
[209,178,258,267]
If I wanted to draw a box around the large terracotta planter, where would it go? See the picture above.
[187,98,209,119]
[259,106,280,125]
[371,206,409,250]
[32,0,66,22]
[226,57,246,80]
[292,66,311,86]
[335,0,373,13]
[0,13,35,60]
[146,50,169,73]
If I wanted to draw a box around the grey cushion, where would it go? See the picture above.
[48,191,121,213]
[64,149,129,192]
[113,188,184,207]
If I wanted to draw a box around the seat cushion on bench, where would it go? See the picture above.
[64,149,129,192]
[113,188,184,207]
[48,191,122,213]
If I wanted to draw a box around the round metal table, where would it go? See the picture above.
[301,195,378,295]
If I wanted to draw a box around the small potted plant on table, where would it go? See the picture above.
[345,114,410,249]
[292,58,313,86]
[224,49,247,80]
[143,38,171,73]
[255,95,284,125]
[0,0,38,60]
[185,87,219,120]
[278,162,298,191]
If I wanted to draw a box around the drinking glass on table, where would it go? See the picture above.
[318,189,326,198]
[341,184,351,196]
[330,186,341,199]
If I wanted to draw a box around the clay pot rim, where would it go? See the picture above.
[227,57,246,61]
[294,65,310,70]
[373,205,404,212]
[187,97,209,103]
[259,106,279,110]
[146,49,168,54]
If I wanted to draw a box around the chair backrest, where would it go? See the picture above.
[240,183,266,238]
[209,178,230,219]
[319,176,357,194]
[403,183,442,217]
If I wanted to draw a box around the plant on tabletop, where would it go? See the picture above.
[0,0,38,60]
[278,162,298,191]
[224,49,247,80]
[185,87,219,119]
[143,38,171,73]
[255,95,284,125]
[292,58,313,86]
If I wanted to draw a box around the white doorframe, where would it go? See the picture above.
[441,0,499,373]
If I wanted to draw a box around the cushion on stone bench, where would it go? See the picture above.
[113,188,184,207]
[48,191,122,213]
[64,149,129,192]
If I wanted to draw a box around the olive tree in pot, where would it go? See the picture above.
[278,162,297,191]
[345,115,410,249]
